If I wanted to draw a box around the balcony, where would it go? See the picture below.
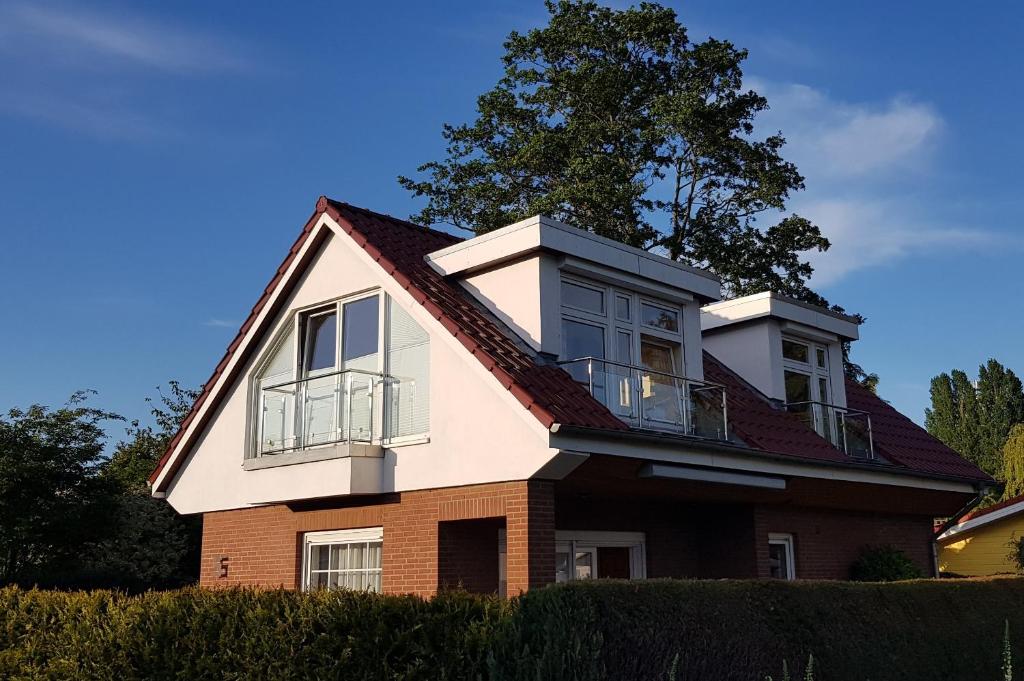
[258,368,384,456]
[559,357,729,440]
[784,401,874,459]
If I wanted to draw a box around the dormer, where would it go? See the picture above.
[700,292,870,457]
[426,215,728,438]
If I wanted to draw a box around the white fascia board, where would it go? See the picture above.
[701,292,860,340]
[639,462,787,489]
[549,431,978,494]
[151,216,334,493]
[937,500,1024,541]
[426,215,722,301]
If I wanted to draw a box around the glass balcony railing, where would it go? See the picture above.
[257,369,385,456]
[559,357,729,440]
[784,400,875,460]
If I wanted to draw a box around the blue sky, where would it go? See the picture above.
[1,0,1021,436]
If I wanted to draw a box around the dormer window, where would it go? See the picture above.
[253,292,429,457]
[557,275,726,438]
[782,337,834,442]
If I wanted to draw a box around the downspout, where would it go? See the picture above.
[930,482,999,577]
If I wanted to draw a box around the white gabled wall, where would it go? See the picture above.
[164,223,558,515]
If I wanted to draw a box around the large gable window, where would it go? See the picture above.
[253,292,429,457]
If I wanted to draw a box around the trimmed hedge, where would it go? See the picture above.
[491,578,1024,681]
[0,586,506,680]
[5,579,1024,680]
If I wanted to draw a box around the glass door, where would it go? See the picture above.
[340,296,380,442]
[301,309,339,446]
[640,340,684,428]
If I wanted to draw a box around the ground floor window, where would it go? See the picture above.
[302,527,383,591]
[555,530,646,582]
[768,533,796,580]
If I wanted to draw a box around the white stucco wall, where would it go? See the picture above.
[702,320,781,400]
[164,221,558,515]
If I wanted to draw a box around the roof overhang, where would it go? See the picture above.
[425,215,722,303]
[550,424,985,495]
[701,291,860,341]
[937,498,1024,541]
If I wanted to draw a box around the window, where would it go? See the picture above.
[562,280,605,314]
[640,302,679,332]
[768,533,795,580]
[252,291,430,457]
[341,296,379,371]
[303,310,337,374]
[562,318,606,360]
[615,295,631,321]
[387,300,430,438]
[554,531,646,582]
[782,336,833,442]
[303,528,383,591]
[782,339,808,363]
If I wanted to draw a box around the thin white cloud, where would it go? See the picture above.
[204,318,238,329]
[0,2,250,74]
[742,78,1014,286]
[797,197,1014,287]
[752,81,942,179]
[0,90,178,141]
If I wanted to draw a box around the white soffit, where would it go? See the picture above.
[700,291,860,340]
[937,500,1024,541]
[425,215,722,302]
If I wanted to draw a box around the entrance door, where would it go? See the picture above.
[597,546,631,579]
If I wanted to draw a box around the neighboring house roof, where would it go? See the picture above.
[937,493,1024,541]
[149,197,992,489]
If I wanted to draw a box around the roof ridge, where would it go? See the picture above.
[322,197,465,244]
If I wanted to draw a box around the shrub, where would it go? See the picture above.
[490,578,1024,681]
[849,545,924,581]
[8,579,1024,680]
[0,586,507,680]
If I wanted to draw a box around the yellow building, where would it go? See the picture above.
[938,495,1024,577]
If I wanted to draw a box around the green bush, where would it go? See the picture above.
[849,545,924,581]
[0,586,507,680]
[490,578,1024,681]
[6,579,1024,680]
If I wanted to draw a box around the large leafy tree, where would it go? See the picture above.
[0,393,119,584]
[86,381,202,590]
[926,360,1024,480]
[400,0,830,302]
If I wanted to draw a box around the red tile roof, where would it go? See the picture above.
[845,378,990,481]
[958,492,1024,523]
[149,197,992,488]
[702,352,849,464]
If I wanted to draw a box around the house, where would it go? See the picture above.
[149,197,993,596]
[937,494,1024,576]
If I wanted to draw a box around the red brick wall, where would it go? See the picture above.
[754,505,936,579]
[200,480,555,596]
[438,518,503,594]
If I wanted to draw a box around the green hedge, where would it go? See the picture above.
[491,578,1024,681]
[5,580,1024,680]
[0,586,506,680]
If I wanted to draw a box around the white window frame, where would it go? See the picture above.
[302,527,383,591]
[782,336,834,442]
[768,532,796,580]
[554,530,647,582]
[249,288,432,457]
[559,275,685,375]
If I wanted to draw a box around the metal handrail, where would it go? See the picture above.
[259,368,388,455]
[557,356,727,392]
[784,400,875,459]
[558,356,729,440]
[262,367,384,392]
